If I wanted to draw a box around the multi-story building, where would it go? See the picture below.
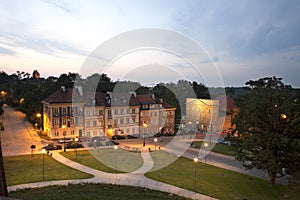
[42,86,176,139]
[185,98,220,132]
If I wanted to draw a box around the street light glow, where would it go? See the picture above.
[204,142,208,147]
[281,114,287,119]
[193,157,198,163]
[143,122,147,128]
[36,113,41,118]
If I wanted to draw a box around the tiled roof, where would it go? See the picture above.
[136,95,156,104]
[42,88,83,103]
[215,95,236,110]
[109,93,139,107]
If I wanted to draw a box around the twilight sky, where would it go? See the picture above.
[1,0,300,87]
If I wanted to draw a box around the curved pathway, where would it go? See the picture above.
[8,148,217,200]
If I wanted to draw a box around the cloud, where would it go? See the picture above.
[0,46,18,56]
[0,32,88,57]
[44,0,74,13]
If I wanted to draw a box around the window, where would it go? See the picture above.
[62,118,67,125]
[93,131,97,136]
[86,121,90,127]
[126,109,129,114]
[108,110,112,115]
[114,119,118,125]
[93,120,97,127]
[86,110,90,116]
[120,109,124,115]
[120,118,124,124]
[53,108,59,116]
[71,130,75,135]
[126,128,130,134]
[114,109,118,115]
[132,108,135,114]
[126,118,130,124]
[86,131,90,137]
[99,120,103,126]
[99,110,103,116]
[55,131,59,137]
[131,127,135,133]
[63,107,67,115]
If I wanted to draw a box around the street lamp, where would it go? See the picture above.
[94,139,97,149]
[154,137,158,151]
[204,142,208,164]
[74,137,79,160]
[193,157,198,191]
[114,145,118,172]
[36,113,41,130]
[62,125,66,152]
[42,148,46,181]
[143,122,147,147]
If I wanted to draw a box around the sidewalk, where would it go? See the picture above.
[8,149,217,200]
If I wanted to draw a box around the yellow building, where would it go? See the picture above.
[42,87,176,139]
[185,98,220,133]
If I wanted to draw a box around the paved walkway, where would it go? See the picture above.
[8,148,217,200]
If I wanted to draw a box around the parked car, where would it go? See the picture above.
[111,135,125,140]
[217,139,229,145]
[42,144,62,150]
[65,142,83,149]
[58,138,73,144]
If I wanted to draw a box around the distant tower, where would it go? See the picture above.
[32,70,40,79]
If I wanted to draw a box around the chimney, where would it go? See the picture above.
[61,86,66,92]
[129,91,136,97]
[151,93,155,100]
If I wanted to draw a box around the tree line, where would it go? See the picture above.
[0,71,211,126]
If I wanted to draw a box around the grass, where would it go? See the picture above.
[146,157,300,200]
[9,183,189,200]
[4,154,93,186]
[149,150,178,172]
[192,141,236,156]
[61,149,143,173]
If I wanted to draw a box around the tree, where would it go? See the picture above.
[230,76,300,186]
[0,102,7,196]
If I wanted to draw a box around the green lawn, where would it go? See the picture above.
[61,149,143,173]
[9,183,189,200]
[4,154,93,186]
[146,157,300,200]
[149,150,178,172]
[192,141,236,156]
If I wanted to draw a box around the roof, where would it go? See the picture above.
[136,94,156,104]
[42,88,83,104]
[108,93,140,107]
[215,95,236,110]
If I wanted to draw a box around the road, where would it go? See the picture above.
[1,105,43,156]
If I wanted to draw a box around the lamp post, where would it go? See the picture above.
[114,145,118,172]
[94,139,97,149]
[42,149,46,181]
[62,125,66,152]
[154,137,158,151]
[143,122,147,147]
[36,113,41,130]
[193,157,198,191]
[204,142,208,165]
[74,137,79,160]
